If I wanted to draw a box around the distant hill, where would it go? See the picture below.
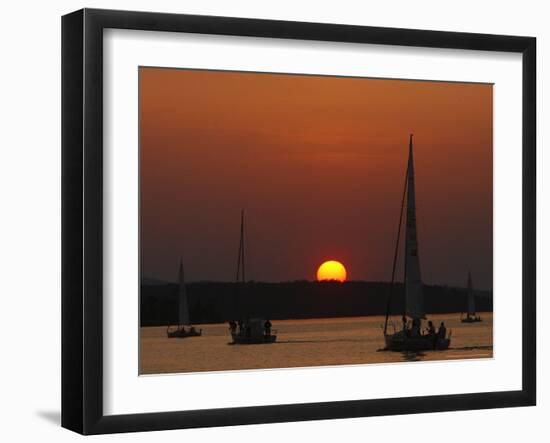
[141,277,171,286]
[140,280,493,326]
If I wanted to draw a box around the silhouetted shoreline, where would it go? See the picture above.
[140,280,492,326]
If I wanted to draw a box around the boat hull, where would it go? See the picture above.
[231,333,277,345]
[461,317,482,323]
[166,328,202,338]
[384,332,450,351]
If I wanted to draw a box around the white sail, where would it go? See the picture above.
[467,271,476,316]
[405,135,425,320]
[178,260,190,326]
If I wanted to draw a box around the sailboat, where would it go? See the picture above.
[383,135,451,351]
[461,271,482,323]
[229,210,277,344]
[166,259,202,338]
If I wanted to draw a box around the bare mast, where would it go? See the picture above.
[467,271,476,317]
[233,210,246,321]
[236,209,246,284]
[178,258,190,326]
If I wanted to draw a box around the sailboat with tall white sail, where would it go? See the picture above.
[461,271,482,323]
[383,135,451,351]
[229,210,277,344]
[167,259,202,338]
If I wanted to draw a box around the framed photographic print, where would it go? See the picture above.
[61,8,536,435]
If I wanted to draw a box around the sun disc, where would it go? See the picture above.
[317,260,347,282]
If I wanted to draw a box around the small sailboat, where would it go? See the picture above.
[166,259,202,338]
[383,135,451,352]
[229,210,277,345]
[461,271,482,323]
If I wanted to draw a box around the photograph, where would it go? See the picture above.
[0,0,543,439]
[139,67,494,375]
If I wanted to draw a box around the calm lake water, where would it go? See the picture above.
[140,313,493,374]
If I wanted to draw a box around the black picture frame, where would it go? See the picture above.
[62,8,536,435]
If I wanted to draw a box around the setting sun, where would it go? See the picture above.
[316,260,347,282]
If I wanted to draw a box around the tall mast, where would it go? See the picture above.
[405,134,425,320]
[233,210,246,321]
[178,258,190,326]
[467,271,475,316]
[383,152,409,335]
[235,209,246,283]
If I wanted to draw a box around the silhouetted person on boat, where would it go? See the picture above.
[438,322,447,340]
[411,318,421,336]
[402,316,411,337]
[426,321,437,349]
[264,320,272,337]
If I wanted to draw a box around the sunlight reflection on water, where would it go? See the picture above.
[140,313,493,375]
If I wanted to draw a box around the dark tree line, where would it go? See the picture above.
[140,280,493,327]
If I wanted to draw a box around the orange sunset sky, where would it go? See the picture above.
[140,67,493,290]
